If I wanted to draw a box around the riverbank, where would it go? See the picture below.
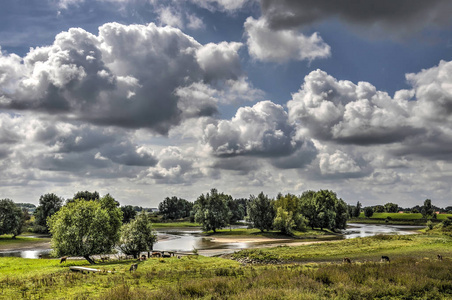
[0,235,51,252]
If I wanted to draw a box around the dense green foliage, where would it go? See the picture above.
[421,199,434,219]
[300,190,348,231]
[118,212,157,258]
[247,192,275,232]
[48,195,123,264]
[194,189,230,233]
[34,193,63,233]
[0,199,23,238]
[158,196,193,220]
[384,202,399,213]
[120,205,137,223]
[227,198,246,223]
[364,206,374,218]
[72,190,100,201]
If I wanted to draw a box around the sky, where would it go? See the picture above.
[1,0,452,208]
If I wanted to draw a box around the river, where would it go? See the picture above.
[0,223,423,258]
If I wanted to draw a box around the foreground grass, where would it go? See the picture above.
[1,234,452,299]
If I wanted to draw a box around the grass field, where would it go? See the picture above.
[151,222,200,228]
[1,233,451,299]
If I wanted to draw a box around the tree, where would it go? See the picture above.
[274,193,308,231]
[421,199,434,219]
[248,192,275,232]
[374,205,385,213]
[48,195,122,264]
[34,193,63,233]
[158,197,193,220]
[353,201,362,217]
[364,206,374,218]
[0,199,23,238]
[384,202,399,213]
[117,212,157,258]
[194,189,231,233]
[66,191,100,204]
[227,198,245,224]
[121,205,137,223]
[300,190,348,231]
[273,207,298,235]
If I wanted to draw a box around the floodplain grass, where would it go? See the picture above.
[1,233,452,299]
[208,228,338,239]
[151,221,200,228]
[357,212,452,220]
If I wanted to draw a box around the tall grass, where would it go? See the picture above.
[1,234,452,299]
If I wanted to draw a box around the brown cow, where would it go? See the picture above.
[129,263,138,272]
[152,251,161,258]
[343,257,351,264]
[60,256,68,264]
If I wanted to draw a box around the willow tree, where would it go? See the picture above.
[48,195,122,264]
[117,212,157,258]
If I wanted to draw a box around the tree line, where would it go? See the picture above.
[1,190,450,264]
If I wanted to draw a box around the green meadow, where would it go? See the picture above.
[1,233,451,299]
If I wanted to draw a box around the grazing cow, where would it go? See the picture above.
[140,255,147,261]
[60,256,68,264]
[177,255,181,259]
[437,254,443,261]
[381,256,390,262]
[343,257,351,264]
[162,252,171,258]
[129,263,138,272]
[152,251,161,258]
[38,254,43,259]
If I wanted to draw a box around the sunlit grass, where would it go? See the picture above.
[1,234,452,299]
[152,222,200,228]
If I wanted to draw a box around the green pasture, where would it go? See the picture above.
[358,212,452,220]
[1,233,452,299]
[151,222,200,228]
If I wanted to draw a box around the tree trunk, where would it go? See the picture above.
[84,256,96,264]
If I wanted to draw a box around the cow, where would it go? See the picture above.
[60,256,68,264]
[100,256,109,262]
[437,254,443,261]
[343,257,351,264]
[129,263,138,272]
[381,256,390,262]
[140,255,147,261]
[151,251,161,258]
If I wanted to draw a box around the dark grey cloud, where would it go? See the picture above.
[260,0,452,37]
[0,23,253,134]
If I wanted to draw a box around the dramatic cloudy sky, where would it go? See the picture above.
[1,0,452,208]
